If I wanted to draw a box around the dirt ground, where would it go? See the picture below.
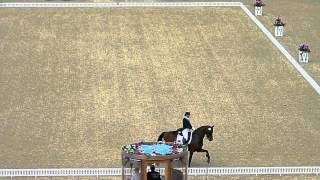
[0,0,320,176]
[2,0,320,81]
[1,6,319,169]
[244,0,320,84]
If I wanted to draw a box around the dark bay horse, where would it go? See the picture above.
[157,125,214,167]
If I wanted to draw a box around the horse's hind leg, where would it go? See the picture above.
[188,151,194,167]
[197,149,211,164]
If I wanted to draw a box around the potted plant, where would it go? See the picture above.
[254,0,265,16]
[274,16,285,37]
[254,0,265,7]
[298,43,311,63]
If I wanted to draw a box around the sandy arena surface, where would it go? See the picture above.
[1,6,320,170]
[0,4,320,180]
[1,0,320,83]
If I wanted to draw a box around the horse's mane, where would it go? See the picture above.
[194,125,210,134]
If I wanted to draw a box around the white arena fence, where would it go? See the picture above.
[0,2,242,8]
[0,167,319,177]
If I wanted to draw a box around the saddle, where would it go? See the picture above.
[176,128,193,145]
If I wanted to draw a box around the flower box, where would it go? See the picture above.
[255,6,263,16]
[298,44,311,63]
[299,51,309,63]
[122,142,188,157]
[275,26,284,37]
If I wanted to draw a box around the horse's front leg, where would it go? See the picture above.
[197,149,210,164]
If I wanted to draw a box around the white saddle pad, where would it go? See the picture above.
[176,129,192,144]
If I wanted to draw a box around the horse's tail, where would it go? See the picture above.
[157,132,166,141]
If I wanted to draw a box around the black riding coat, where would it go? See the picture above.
[183,117,193,129]
[147,171,161,180]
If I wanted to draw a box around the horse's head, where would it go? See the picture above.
[203,125,214,141]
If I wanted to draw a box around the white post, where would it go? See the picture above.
[275,26,283,37]
[255,6,262,16]
[299,51,309,63]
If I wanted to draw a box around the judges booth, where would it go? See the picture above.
[122,142,188,180]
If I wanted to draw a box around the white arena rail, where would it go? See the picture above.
[0,2,242,8]
[189,167,320,176]
[0,167,319,177]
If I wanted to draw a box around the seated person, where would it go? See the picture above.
[147,165,161,180]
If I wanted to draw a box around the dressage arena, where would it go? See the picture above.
[0,1,320,179]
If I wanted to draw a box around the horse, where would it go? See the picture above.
[157,125,214,167]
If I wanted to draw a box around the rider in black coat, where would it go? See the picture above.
[182,112,193,144]
[183,112,193,129]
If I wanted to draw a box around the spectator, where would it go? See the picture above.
[147,165,161,180]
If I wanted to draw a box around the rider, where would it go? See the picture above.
[182,112,193,144]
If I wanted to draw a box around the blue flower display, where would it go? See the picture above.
[153,144,172,155]
[123,142,187,156]
[138,144,172,156]
[138,145,154,155]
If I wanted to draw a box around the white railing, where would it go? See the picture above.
[0,168,122,177]
[0,2,242,8]
[0,167,319,177]
[189,167,320,176]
